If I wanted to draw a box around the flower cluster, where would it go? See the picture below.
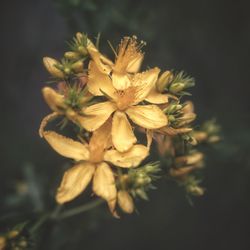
[40,33,220,217]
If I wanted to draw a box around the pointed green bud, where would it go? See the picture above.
[64,51,80,60]
[156,70,173,92]
[169,82,185,93]
[78,46,88,55]
[72,60,84,73]
[43,57,64,78]
[168,115,176,122]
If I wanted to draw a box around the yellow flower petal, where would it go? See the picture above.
[104,144,149,168]
[132,67,160,104]
[126,54,144,73]
[93,162,117,214]
[56,162,95,204]
[117,190,134,214]
[42,87,66,112]
[43,131,90,161]
[126,105,168,129]
[112,72,131,90]
[89,120,112,163]
[39,112,59,137]
[87,40,113,74]
[88,61,116,97]
[145,87,168,104]
[78,101,116,131]
[111,111,137,152]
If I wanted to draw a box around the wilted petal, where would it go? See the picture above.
[88,61,116,97]
[132,67,160,104]
[112,111,137,152]
[43,131,90,161]
[78,101,116,131]
[145,87,168,104]
[93,162,117,214]
[117,190,134,214]
[104,144,149,168]
[56,162,95,204]
[42,87,66,112]
[126,105,168,129]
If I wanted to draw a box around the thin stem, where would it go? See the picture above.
[58,199,104,220]
[29,199,103,233]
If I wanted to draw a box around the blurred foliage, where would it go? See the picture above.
[54,0,156,39]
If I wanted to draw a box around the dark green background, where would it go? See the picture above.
[1,0,250,249]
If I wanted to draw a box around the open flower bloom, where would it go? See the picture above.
[87,36,144,86]
[41,121,149,215]
[74,62,168,153]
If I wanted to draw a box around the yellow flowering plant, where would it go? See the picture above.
[39,32,220,217]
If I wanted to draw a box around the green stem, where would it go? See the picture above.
[58,198,104,220]
[29,199,103,233]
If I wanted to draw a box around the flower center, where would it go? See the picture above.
[115,87,136,111]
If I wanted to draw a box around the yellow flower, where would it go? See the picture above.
[74,62,168,152]
[41,121,149,215]
[87,36,144,87]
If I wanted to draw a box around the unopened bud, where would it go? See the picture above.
[156,70,173,92]
[64,51,80,60]
[118,191,134,214]
[42,87,66,112]
[169,82,185,93]
[176,152,203,165]
[7,230,19,239]
[168,115,176,122]
[188,186,205,196]
[0,236,6,249]
[43,57,64,78]
[208,135,220,143]
[72,60,84,73]
[193,131,208,142]
[76,32,83,41]
[78,46,88,56]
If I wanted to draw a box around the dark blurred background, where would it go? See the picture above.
[1,0,250,249]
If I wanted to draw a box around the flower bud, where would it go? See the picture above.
[156,71,173,92]
[64,51,80,60]
[0,236,6,249]
[43,57,64,78]
[169,82,185,93]
[118,191,134,214]
[72,60,84,73]
[7,230,19,239]
[187,186,205,196]
[78,46,88,55]
[175,152,203,166]
[76,32,83,41]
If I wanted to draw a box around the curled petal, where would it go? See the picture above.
[42,87,66,112]
[117,191,134,214]
[43,131,90,161]
[56,162,95,204]
[93,163,117,215]
[145,87,168,104]
[112,72,131,90]
[78,101,116,131]
[87,39,113,74]
[88,61,115,97]
[132,67,160,104]
[126,105,168,129]
[126,54,144,73]
[39,112,59,137]
[112,111,137,152]
[104,145,149,168]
